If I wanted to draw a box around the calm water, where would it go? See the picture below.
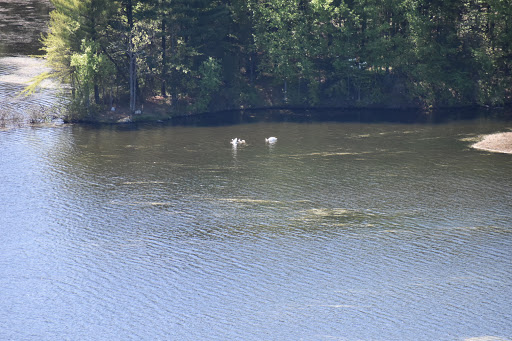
[1,118,511,340]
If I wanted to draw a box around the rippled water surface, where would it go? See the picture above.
[0,56,61,125]
[0,0,51,55]
[0,0,62,127]
[1,119,511,340]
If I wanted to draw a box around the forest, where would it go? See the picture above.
[37,0,512,119]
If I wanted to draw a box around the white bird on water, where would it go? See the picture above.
[265,136,277,144]
[231,138,246,146]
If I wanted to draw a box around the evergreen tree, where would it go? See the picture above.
[43,0,116,115]
[38,0,512,118]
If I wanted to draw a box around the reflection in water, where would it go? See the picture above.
[1,121,512,340]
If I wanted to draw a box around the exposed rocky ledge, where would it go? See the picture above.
[472,132,512,154]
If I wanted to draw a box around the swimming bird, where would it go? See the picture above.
[265,137,277,144]
[231,138,246,146]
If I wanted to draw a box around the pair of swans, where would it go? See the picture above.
[231,138,246,146]
[231,137,277,146]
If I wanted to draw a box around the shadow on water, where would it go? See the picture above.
[144,106,512,129]
[73,106,512,134]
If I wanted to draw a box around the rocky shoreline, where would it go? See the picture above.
[472,132,512,154]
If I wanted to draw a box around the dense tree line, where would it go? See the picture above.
[41,0,511,117]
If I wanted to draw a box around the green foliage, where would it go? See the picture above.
[41,0,512,117]
[194,57,223,112]
[70,40,115,111]
[20,72,53,96]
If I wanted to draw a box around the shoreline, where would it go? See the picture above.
[472,132,512,154]
[73,104,511,125]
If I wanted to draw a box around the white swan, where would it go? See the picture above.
[231,138,246,146]
[265,136,277,144]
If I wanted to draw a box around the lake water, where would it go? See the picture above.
[1,117,511,340]
[1,1,511,339]
[0,0,51,56]
[0,56,61,126]
[0,0,60,127]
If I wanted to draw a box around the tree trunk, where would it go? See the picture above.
[94,84,100,105]
[161,18,167,98]
[170,25,178,107]
[126,0,136,112]
[129,49,136,112]
[249,52,254,86]
[283,79,288,103]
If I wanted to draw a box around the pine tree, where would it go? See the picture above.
[43,0,116,115]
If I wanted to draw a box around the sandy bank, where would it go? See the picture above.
[472,132,512,154]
